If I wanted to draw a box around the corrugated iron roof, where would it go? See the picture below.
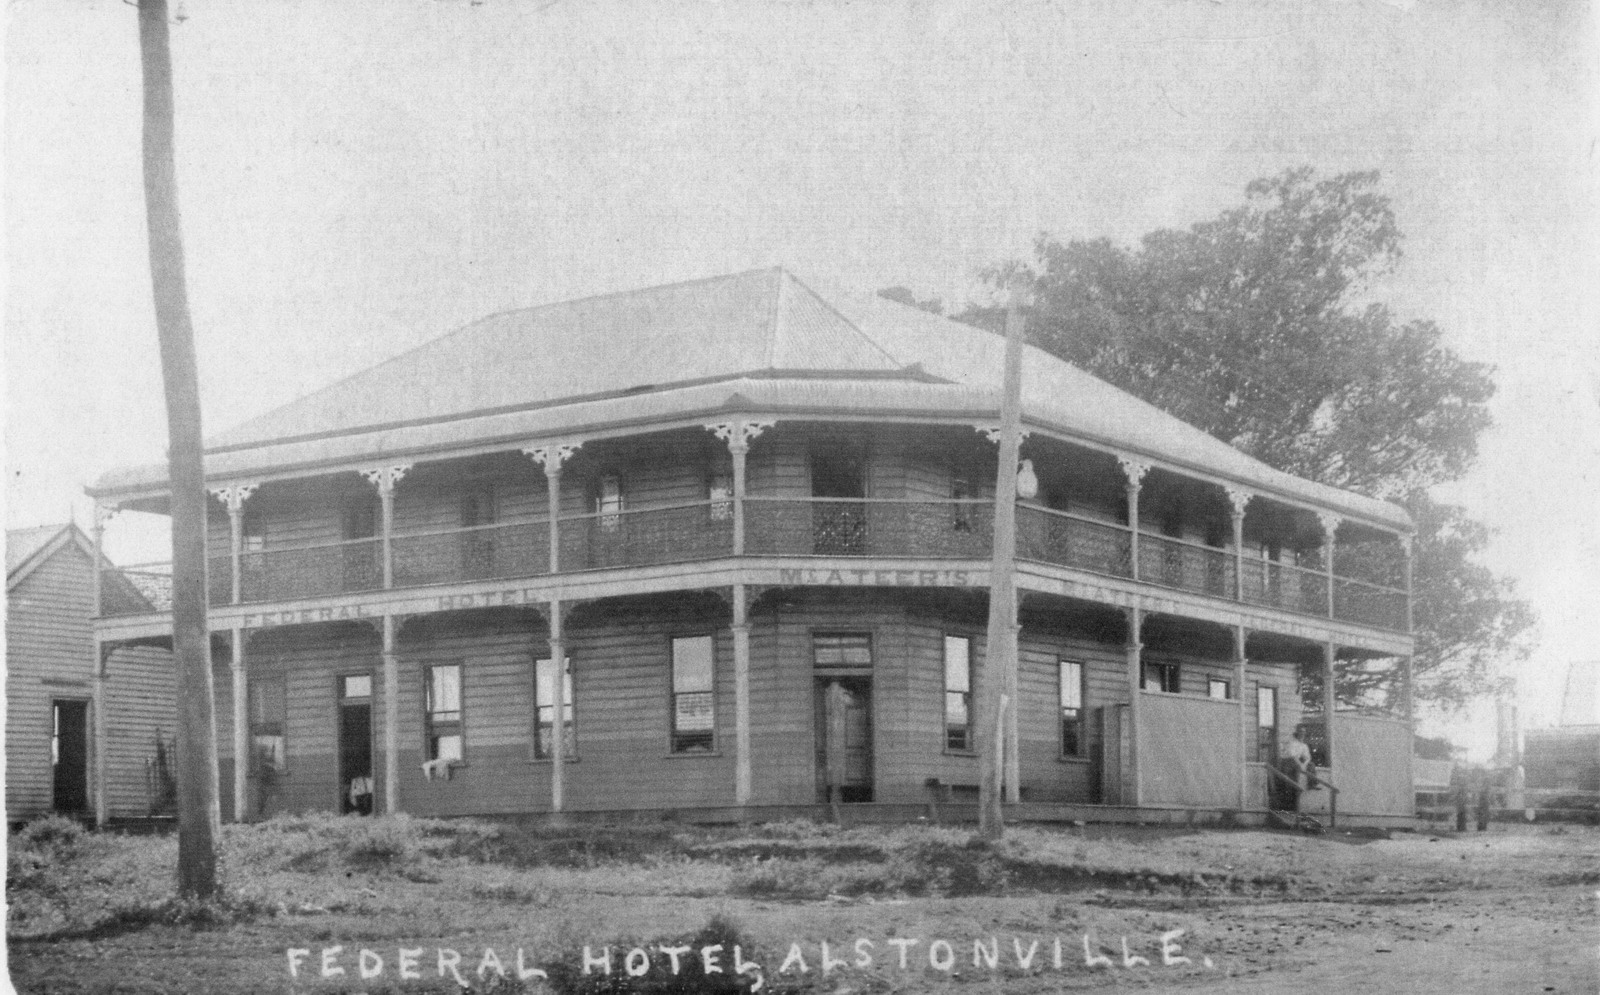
[95,267,1411,531]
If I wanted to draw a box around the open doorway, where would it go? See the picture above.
[52,700,89,816]
[814,677,873,803]
[338,674,374,815]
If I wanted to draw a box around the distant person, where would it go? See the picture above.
[1280,725,1314,811]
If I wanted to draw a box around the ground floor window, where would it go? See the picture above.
[1059,660,1084,757]
[1142,659,1180,694]
[534,656,575,759]
[425,664,463,762]
[670,635,715,753]
[944,635,973,751]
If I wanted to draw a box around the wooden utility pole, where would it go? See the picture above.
[139,0,221,898]
[978,284,1027,841]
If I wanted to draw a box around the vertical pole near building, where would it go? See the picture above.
[93,643,109,828]
[361,468,408,590]
[1234,625,1249,810]
[1319,514,1340,620]
[525,444,579,575]
[1323,641,1338,775]
[1124,607,1144,807]
[732,584,752,806]
[91,508,110,828]
[1402,533,1415,722]
[231,627,247,822]
[382,614,399,814]
[1227,489,1250,603]
[1121,460,1148,580]
[547,601,565,814]
[978,283,1027,840]
[138,0,220,898]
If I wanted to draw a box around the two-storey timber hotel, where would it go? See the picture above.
[90,268,1417,826]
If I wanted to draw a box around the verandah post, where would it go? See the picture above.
[732,584,752,806]
[1234,625,1249,811]
[543,601,568,814]
[382,614,399,814]
[1120,459,1148,580]
[91,507,111,829]
[1226,488,1250,603]
[231,626,247,821]
[1124,607,1144,807]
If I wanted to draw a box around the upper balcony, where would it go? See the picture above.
[89,270,1413,646]
[97,422,1410,638]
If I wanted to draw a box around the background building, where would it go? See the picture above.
[7,523,175,825]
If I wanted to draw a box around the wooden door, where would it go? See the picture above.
[815,678,873,802]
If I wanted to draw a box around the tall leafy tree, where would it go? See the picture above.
[913,168,1534,712]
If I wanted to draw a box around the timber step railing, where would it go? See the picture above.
[1265,763,1339,830]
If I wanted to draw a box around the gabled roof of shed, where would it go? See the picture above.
[94,267,1411,531]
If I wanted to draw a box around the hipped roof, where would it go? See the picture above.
[93,268,1410,531]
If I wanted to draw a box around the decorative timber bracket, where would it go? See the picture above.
[522,443,583,475]
[360,464,412,495]
[208,483,259,514]
[706,421,774,453]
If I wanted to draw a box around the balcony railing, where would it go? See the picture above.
[1016,505,1131,579]
[1241,557,1328,617]
[394,520,551,586]
[1137,532,1233,597]
[745,497,993,558]
[237,537,381,604]
[559,501,734,571]
[1334,577,1409,631]
[96,496,1409,633]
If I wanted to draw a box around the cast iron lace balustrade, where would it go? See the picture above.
[1241,557,1329,618]
[391,520,551,586]
[743,498,993,558]
[557,500,735,571]
[1014,505,1133,579]
[1137,533,1234,597]
[93,496,1409,632]
[237,536,383,603]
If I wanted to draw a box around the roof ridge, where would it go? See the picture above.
[777,269,905,368]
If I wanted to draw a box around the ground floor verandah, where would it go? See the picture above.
[93,585,1414,828]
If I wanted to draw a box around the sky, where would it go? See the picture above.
[6,0,1598,750]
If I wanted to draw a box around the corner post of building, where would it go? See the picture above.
[1319,513,1341,620]
[230,627,249,821]
[381,614,401,814]
[1228,626,1247,810]
[546,599,567,814]
[90,502,116,829]
[209,484,257,604]
[1226,488,1251,603]
[708,420,774,556]
[93,640,115,828]
[1119,459,1149,580]
[361,466,410,590]
[1322,641,1338,783]
[1124,605,1144,807]
[524,443,581,574]
[731,584,754,806]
